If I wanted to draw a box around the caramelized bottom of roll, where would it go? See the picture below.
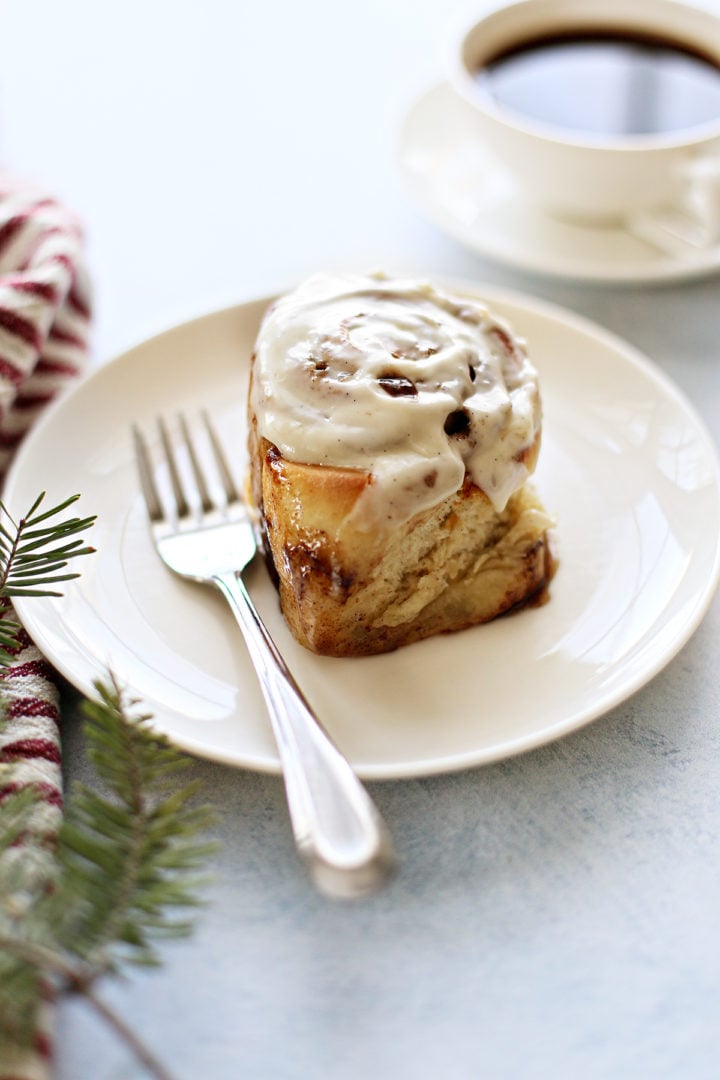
[250,434,553,658]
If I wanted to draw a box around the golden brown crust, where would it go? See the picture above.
[248,408,553,657]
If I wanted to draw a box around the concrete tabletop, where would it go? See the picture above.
[3,1,719,1077]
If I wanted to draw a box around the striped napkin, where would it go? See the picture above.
[0,173,91,1080]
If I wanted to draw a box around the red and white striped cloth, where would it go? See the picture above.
[0,174,91,1080]
[0,173,90,480]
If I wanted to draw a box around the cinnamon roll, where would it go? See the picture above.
[248,271,554,656]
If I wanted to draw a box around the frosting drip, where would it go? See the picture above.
[251,272,542,527]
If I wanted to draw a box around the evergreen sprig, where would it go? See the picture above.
[56,678,218,970]
[0,492,219,1079]
[0,492,96,663]
[0,678,219,1079]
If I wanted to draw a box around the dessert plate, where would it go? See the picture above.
[397,83,720,284]
[5,288,720,778]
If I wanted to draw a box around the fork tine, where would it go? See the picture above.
[201,409,240,503]
[179,413,214,514]
[132,424,164,523]
[157,416,190,519]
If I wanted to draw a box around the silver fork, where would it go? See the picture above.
[132,412,395,898]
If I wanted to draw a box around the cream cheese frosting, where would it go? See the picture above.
[250,271,542,528]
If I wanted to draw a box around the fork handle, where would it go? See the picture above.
[212,571,395,898]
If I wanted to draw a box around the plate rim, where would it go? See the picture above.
[5,282,720,778]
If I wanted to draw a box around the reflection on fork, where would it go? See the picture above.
[132,411,395,898]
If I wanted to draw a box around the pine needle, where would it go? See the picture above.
[0,676,219,1075]
[0,483,219,1079]
[0,493,96,664]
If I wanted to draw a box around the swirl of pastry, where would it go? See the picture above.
[250,271,541,528]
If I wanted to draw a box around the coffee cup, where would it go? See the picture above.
[450,0,720,235]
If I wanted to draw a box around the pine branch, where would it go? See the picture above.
[0,493,95,655]
[0,494,219,1076]
[0,676,219,1077]
[55,677,218,970]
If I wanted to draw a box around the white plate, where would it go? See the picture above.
[5,287,720,778]
[397,83,720,284]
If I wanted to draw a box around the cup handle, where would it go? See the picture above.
[676,151,720,242]
[627,150,720,256]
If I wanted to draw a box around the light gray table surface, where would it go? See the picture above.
[3,1,720,1077]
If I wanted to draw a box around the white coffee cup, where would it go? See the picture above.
[450,0,720,232]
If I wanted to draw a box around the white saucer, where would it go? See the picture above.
[397,83,720,284]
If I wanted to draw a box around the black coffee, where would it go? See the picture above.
[475,29,720,137]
